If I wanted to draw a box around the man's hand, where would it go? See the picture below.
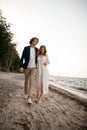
[19,68,25,73]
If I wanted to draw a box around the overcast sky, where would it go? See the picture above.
[0,0,87,77]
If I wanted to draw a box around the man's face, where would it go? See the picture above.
[32,39,38,46]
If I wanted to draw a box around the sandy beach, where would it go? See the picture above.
[0,71,87,130]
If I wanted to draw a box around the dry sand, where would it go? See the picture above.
[0,71,87,130]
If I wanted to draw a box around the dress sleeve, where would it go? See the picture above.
[46,54,50,64]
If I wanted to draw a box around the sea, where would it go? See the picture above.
[49,75,87,99]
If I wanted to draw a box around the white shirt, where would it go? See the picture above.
[27,47,36,68]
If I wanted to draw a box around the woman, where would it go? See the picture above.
[37,45,50,103]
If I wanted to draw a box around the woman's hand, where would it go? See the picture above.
[43,62,47,66]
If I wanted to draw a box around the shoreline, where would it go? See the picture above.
[49,81,87,100]
[49,84,87,108]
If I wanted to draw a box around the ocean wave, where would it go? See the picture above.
[49,76,87,93]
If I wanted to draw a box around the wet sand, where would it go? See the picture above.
[0,72,87,130]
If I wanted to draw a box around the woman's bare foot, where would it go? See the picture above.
[37,91,41,99]
[38,93,43,104]
[38,96,41,104]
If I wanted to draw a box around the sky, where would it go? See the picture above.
[0,0,87,78]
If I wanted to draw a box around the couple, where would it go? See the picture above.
[20,37,50,104]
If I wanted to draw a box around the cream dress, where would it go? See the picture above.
[37,55,50,94]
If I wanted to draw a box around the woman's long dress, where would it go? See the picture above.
[37,55,50,94]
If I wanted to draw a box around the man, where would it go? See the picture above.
[20,37,39,104]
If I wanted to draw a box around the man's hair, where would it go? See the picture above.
[29,37,39,44]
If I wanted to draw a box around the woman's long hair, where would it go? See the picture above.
[37,45,47,56]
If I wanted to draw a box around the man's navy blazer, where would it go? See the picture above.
[20,46,38,69]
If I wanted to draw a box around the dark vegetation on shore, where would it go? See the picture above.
[0,10,20,72]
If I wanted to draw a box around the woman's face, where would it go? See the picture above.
[41,47,45,54]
